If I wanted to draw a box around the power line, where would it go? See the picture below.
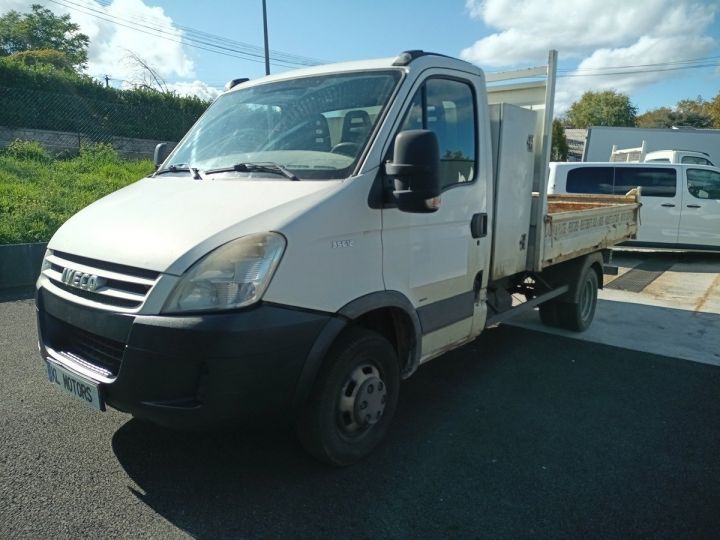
[558,62,720,78]
[558,55,720,73]
[488,56,720,79]
[91,0,323,66]
[48,0,304,68]
[46,0,324,69]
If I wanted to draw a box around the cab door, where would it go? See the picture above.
[677,167,720,248]
[381,73,489,361]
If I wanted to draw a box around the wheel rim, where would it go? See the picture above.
[337,363,387,435]
[580,277,595,321]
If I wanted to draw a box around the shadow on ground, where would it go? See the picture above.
[611,249,720,273]
[112,326,720,539]
[511,299,720,366]
[0,286,35,303]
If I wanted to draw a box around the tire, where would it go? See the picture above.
[556,267,599,332]
[295,327,400,466]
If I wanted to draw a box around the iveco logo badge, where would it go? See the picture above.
[61,268,106,292]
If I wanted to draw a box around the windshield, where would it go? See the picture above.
[164,70,401,180]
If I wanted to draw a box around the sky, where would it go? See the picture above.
[1,0,719,115]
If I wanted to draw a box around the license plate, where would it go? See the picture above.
[46,361,104,412]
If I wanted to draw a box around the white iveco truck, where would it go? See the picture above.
[36,50,640,465]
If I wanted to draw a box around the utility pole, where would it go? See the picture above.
[262,0,270,75]
[104,75,110,88]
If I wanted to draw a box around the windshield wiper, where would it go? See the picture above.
[154,165,191,176]
[154,165,203,180]
[204,162,299,181]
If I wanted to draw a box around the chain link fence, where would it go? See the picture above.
[0,85,208,157]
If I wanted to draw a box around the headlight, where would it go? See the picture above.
[162,233,285,313]
[41,249,52,272]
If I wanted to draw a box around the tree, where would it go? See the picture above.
[674,97,712,128]
[4,48,76,72]
[636,107,675,128]
[709,93,720,128]
[637,97,713,129]
[567,90,638,128]
[123,50,170,93]
[551,119,569,161]
[0,4,89,70]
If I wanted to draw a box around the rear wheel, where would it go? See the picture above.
[556,267,599,332]
[295,327,399,466]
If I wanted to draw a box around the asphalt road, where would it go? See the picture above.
[1,297,719,539]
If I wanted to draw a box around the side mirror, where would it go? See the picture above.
[384,129,441,213]
[153,143,172,170]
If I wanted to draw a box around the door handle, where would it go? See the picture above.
[470,213,487,239]
[686,204,702,209]
[661,203,675,208]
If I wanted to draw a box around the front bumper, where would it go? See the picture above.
[36,288,331,429]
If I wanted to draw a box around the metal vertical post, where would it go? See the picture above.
[262,0,270,75]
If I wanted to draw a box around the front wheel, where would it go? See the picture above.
[295,327,400,466]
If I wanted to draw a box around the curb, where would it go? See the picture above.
[0,242,47,291]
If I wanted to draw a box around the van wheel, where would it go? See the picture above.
[295,327,399,467]
[557,267,599,332]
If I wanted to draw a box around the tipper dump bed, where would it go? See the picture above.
[542,191,641,266]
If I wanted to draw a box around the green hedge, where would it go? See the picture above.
[0,61,210,141]
[0,140,154,244]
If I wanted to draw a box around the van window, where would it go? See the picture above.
[399,78,477,189]
[646,158,670,163]
[565,167,614,194]
[614,167,676,197]
[681,156,713,166]
[687,169,720,200]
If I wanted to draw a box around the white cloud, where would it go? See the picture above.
[0,0,196,84]
[462,0,718,113]
[166,80,221,101]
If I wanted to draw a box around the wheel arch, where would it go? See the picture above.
[540,251,604,303]
[291,291,421,410]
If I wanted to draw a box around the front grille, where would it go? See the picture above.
[43,250,160,311]
[47,315,125,378]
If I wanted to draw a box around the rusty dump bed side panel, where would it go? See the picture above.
[541,191,641,267]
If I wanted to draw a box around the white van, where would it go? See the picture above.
[549,162,720,249]
[36,51,640,465]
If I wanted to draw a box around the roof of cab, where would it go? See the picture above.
[225,51,483,93]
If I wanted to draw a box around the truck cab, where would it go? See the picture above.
[36,51,639,465]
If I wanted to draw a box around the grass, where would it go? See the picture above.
[0,140,154,244]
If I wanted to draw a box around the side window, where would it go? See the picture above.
[614,167,676,197]
[566,167,614,194]
[687,169,720,200]
[399,78,477,189]
[681,156,712,166]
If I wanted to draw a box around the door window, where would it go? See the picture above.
[687,168,720,199]
[399,78,477,189]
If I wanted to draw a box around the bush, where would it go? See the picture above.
[0,148,153,244]
[2,139,51,162]
[72,143,121,170]
[0,60,210,141]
